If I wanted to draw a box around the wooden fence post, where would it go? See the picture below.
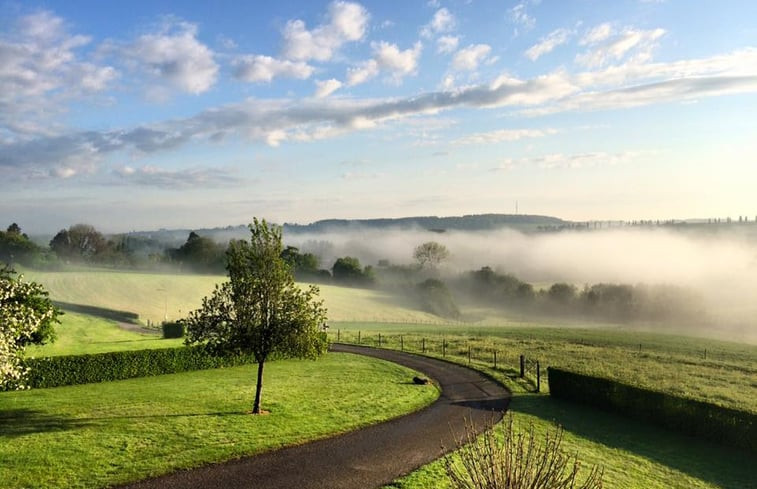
[519,355,525,378]
[358,331,361,344]
[494,350,497,369]
[337,329,340,342]
[378,333,382,347]
[468,345,471,364]
[536,361,541,393]
[401,335,404,351]
[422,338,426,353]
[443,339,446,357]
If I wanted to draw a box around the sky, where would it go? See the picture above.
[1,0,756,233]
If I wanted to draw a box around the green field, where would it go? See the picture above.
[0,353,439,489]
[329,323,757,413]
[13,268,757,489]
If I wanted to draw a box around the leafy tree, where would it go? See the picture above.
[1,266,61,390]
[280,246,320,277]
[49,224,108,261]
[185,219,327,414]
[547,283,577,305]
[170,231,226,272]
[0,223,40,265]
[416,278,460,319]
[332,256,374,286]
[413,241,450,269]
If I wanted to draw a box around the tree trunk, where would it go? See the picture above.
[252,360,265,414]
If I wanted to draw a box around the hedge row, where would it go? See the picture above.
[548,367,756,453]
[22,346,260,389]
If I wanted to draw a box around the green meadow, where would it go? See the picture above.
[9,268,757,489]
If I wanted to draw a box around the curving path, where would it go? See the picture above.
[119,344,511,489]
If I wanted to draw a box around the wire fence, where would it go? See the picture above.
[329,329,543,392]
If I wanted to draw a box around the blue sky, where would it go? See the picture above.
[1,0,756,233]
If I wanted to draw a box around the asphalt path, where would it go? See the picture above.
[118,343,511,489]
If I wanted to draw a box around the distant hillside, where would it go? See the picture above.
[121,214,569,244]
[283,214,567,233]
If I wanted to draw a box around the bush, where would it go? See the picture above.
[444,414,603,489]
[20,346,260,389]
[162,321,185,338]
[548,367,756,453]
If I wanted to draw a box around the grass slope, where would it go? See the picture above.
[26,311,182,357]
[0,352,439,489]
[24,269,445,324]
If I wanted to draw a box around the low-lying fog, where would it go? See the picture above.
[286,226,757,338]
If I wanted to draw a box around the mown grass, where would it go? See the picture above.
[330,322,757,413]
[384,360,755,489]
[25,311,182,357]
[0,352,439,489]
[24,269,446,324]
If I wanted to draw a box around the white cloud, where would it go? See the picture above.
[123,20,218,94]
[6,46,757,182]
[526,151,642,169]
[525,28,572,61]
[282,1,369,62]
[576,27,665,68]
[315,78,343,98]
[347,41,422,86]
[508,3,536,34]
[232,55,314,83]
[112,165,241,188]
[0,11,117,140]
[452,44,492,71]
[437,35,459,54]
[575,47,757,87]
[422,8,456,37]
[580,23,614,45]
[375,41,422,77]
[346,59,380,86]
[455,128,557,145]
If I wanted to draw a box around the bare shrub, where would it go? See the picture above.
[444,414,603,489]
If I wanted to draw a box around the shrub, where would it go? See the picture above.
[162,321,185,338]
[20,346,260,389]
[444,414,603,489]
[548,367,756,453]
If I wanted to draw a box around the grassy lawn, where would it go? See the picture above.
[330,322,757,413]
[384,360,755,489]
[0,352,439,489]
[25,311,182,357]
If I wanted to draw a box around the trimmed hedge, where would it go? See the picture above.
[162,321,185,338]
[548,367,756,453]
[22,346,259,389]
